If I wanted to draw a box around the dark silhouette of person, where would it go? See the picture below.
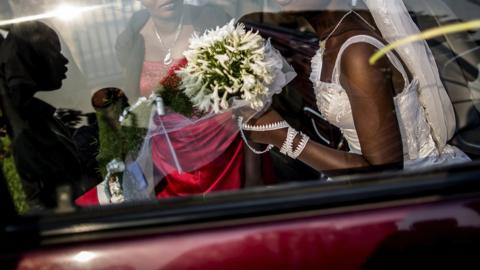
[0,21,84,209]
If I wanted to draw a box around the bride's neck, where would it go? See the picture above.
[307,10,373,41]
[307,11,349,40]
[302,0,372,39]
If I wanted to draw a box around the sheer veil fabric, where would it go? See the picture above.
[363,0,456,151]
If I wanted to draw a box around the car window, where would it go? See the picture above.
[0,0,478,215]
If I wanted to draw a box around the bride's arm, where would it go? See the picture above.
[248,43,404,171]
[247,110,375,171]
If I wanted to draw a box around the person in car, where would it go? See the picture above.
[243,0,471,174]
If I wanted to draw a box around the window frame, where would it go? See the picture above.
[1,160,480,253]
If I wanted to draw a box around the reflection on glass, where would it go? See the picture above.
[0,21,83,210]
[0,4,107,26]
[72,251,97,263]
[0,0,478,213]
[77,0,250,206]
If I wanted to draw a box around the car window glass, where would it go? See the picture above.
[0,0,478,215]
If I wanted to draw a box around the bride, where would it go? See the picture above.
[243,0,470,172]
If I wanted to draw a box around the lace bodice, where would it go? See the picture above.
[310,35,470,167]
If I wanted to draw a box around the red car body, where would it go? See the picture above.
[2,162,480,269]
[12,196,480,270]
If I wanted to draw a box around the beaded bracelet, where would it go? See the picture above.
[242,120,290,131]
[280,127,298,156]
[290,132,310,159]
[237,117,274,155]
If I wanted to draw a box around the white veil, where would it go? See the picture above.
[363,0,457,151]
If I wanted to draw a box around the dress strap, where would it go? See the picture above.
[332,35,409,89]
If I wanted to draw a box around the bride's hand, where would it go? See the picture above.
[242,109,288,147]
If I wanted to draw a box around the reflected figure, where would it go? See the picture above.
[75,87,136,206]
[0,22,83,209]
[90,87,133,175]
[116,0,231,99]
[8,0,90,112]
[112,0,258,200]
[71,88,131,193]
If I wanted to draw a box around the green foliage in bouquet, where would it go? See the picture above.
[121,60,194,129]
[156,85,194,117]
[156,61,194,117]
[0,136,29,215]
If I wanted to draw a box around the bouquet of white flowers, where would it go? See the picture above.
[177,19,295,113]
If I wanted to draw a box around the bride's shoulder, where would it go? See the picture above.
[341,40,377,63]
[337,37,394,94]
[336,32,387,67]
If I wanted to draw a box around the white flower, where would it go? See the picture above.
[215,54,229,65]
[177,19,285,113]
[241,74,256,92]
[220,91,229,110]
[211,85,221,113]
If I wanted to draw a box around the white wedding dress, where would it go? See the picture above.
[310,35,470,169]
